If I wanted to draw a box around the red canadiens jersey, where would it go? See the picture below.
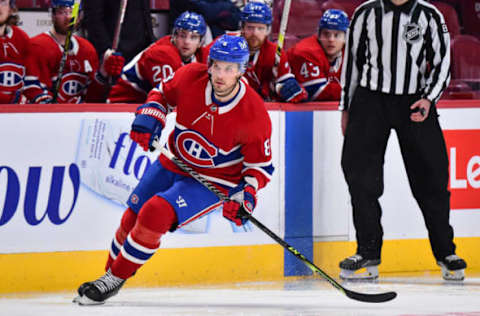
[244,39,294,101]
[24,32,104,103]
[0,26,30,104]
[147,63,274,190]
[108,35,209,103]
[287,35,343,101]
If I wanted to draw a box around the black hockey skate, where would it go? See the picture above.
[339,254,381,281]
[73,269,125,305]
[437,254,467,281]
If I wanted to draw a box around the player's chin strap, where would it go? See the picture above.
[153,144,397,303]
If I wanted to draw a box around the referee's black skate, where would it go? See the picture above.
[73,269,125,305]
[437,254,467,281]
[339,254,380,281]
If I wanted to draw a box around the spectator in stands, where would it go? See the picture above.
[0,0,30,104]
[23,0,125,103]
[239,1,306,102]
[169,0,241,40]
[82,0,154,63]
[108,11,209,104]
[288,9,349,101]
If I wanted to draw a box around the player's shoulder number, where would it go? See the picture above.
[264,139,271,156]
[300,62,320,79]
[152,64,174,84]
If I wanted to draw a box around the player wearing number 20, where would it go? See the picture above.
[73,35,274,305]
[287,9,349,101]
[107,11,209,103]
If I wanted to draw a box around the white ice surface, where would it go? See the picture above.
[1,276,480,316]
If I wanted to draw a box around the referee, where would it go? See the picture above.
[338,0,467,281]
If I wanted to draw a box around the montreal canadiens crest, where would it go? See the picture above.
[0,63,25,90]
[402,23,423,44]
[175,130,218,167]
[58,72,88,101]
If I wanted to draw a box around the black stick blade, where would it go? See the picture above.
[345,289,397,303]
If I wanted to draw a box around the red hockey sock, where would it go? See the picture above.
[105,207,137,271]
[111,196,177,279]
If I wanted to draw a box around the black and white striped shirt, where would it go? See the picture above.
[339,0,450,110]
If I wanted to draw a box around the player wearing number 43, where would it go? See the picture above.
[107,11,209,103]
[287,9,349,101]
[23,0,125,104]
[73,35,274,305]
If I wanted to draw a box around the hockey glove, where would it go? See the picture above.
[32,93,53,104]
[277,77,307,103]
[222,181,257,226]
[101,49,125,77]
[130,102,167,151]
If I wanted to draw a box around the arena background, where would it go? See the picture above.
[1,0,479,294]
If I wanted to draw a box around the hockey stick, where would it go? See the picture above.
[274,0,292,67]
[111,0,128,52]
[160,147,397,303]
[52,1,80,103]
[103,0,128,98]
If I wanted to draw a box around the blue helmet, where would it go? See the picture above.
[241,2,272,25]
[319,9,349,32]
[51,0,75,8]
[209,35,250,73]
[174,11,207,36]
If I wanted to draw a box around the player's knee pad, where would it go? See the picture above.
[115,207,137,244]
[131,196,177,247]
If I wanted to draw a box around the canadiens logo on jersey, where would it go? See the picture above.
[176,130,219,167]
[0,63,25,91]
[58,72,89,102]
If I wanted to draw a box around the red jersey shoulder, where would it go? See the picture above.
[31,32,52,46]
[289,35,327,66]
[145,36,208,65]
[196,45,210,64]
[30,33,58,58]
[11,25,29,37]
[74,36,96,54]
[155,35,173,47]
[143,42,183,68]
[229,82,270,135]
[0,26,30,60]
[10,26,30,51]
[242,83,267,112]
[158,62,207,103]
[171,62,208,83]
[30,32,47,48]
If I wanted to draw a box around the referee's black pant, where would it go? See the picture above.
[341,87,456,261]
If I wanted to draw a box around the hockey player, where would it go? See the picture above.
[0,0,31,103]
[287,9,349,101]
[108,11,209,103]
[23,0,125,103]
[239,1,306,102]
[73,35,274,305]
